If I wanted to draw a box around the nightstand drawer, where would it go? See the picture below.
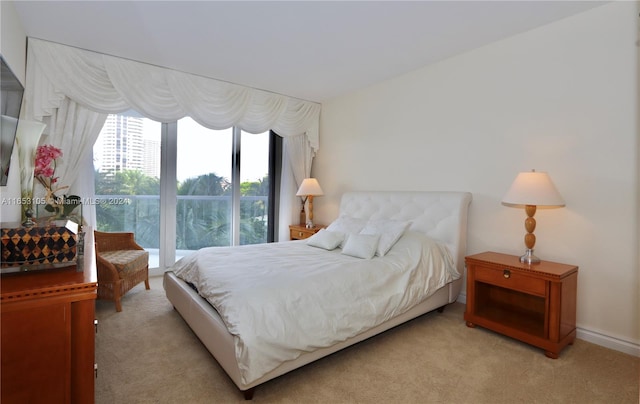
[290,228,314,240]
[289,224,325,240]
[474,265,546,296]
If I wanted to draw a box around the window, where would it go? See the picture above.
[94,112,279,271]
[176,121,232,254]
[93,113,161,265]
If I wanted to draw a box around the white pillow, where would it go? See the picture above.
[360,219,411,257]
[341,233,380,259]
[326,215,367,234]
[326,216,367,247]
[306,229,345,251]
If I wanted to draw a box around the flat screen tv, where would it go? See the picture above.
[0,55,25,186]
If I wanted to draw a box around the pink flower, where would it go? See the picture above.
[31,144,73,217]
[34,145,63,176]
[41,167,54,177]
[34,144,64,189]
[38,145,62,160]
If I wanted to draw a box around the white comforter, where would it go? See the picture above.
[171,231,459,384]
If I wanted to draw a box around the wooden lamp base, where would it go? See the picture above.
[520,204,540,264]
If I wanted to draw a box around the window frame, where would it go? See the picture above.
[95,114,280,272]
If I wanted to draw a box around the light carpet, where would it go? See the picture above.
[95,276,639,403]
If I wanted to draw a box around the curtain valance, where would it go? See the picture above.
[25,38,321,150]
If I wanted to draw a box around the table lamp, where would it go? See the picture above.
[296,178,324,227]
[502,169,565,264]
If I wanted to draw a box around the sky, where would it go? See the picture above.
[94,114,269,184]
[175,118,269,183]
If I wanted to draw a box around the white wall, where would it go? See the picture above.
[1,1,26,85]
[0,0,27,222]
[314,2,639,354]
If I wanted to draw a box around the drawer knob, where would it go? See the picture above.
[299,232,304,237]
[503,269,511,279]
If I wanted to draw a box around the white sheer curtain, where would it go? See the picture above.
[278,134,315,240]
[34,99,107,226]
[23,38,321,230]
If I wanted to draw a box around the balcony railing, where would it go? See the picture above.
[95,194,269,255]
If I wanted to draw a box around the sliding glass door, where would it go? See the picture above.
[239,130,270,245]
[94,112,275,271]
[175,119,232,261]
[93,111,162,268]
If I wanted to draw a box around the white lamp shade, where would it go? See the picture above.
[296,178,324,196]
[502,170,565,207]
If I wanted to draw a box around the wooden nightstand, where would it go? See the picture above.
[289,224,325,240]
[464,251,578,358]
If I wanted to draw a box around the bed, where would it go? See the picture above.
[163,191,472,399]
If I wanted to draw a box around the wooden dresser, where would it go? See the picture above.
[1,228,97,403]
[464,251,578,358]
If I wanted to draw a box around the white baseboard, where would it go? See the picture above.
[576,327,640,357]
[455,293,640,357]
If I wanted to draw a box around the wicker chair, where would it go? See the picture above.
[94,230,150,312]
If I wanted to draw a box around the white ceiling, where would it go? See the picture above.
[12,1,605,103]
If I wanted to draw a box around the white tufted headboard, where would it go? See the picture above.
[338,191,472,273]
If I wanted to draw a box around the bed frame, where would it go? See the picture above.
[164,191,472,399]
